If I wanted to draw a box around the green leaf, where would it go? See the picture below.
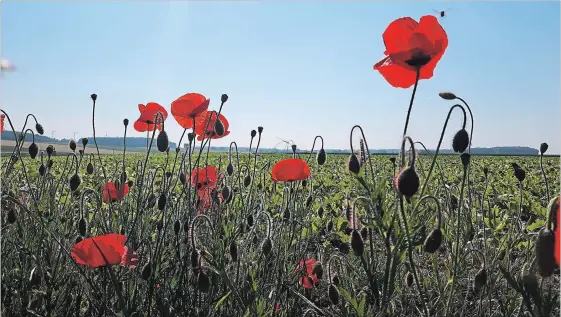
[358,296,366,317]
[339,288,358,311]
[215,291,231,309]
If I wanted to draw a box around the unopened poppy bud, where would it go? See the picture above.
[483,167,489,177]
[141,262,152,280]
[327,220,333,231]
[291,144,297,153]
[229,240,238,262]
[405,272,414,287]
[347,154,360,175]
[197,272,211,293]
[351,230,364,256]
[439,92,457,100]
[39,164,46,176]
[127,180,134,187]
[244,175,251,187]
[173,220,180,235]
[450,195,458,210]
[227,163,234,176]
[187,133,195,142]
[91,94,97,101]
[535,228,556,277]
[540,143,549,155]
[261,237,272,256]
[156,219,164,231]
[423,228,443,253]
[179,172,186,185]
[512,165,526,182]
[46,145,54,156]
[250,130,257,138]
[190,250,199,268]
[257,126,263,134]
[158,193,166,211]
[317,148,326,165]
[157,131,169,153]
[7,208,16,224]
[86,162,94,175]
[214,119,225,137]
[360,227,368,240]
[247,214,254,227]
[283,209,290,220]
[522,273,539,296]
[312,262,323,279]
[473,268,487,292]
[123,118,129,127]
[78,149,84,156]
[147,194,157,209]
[317,206,324,218]
[221,94,228,103]
[69,174,81,192]
[28,143,39,159]
[29,268,41,287]
[460,153,470,168]
[82,138,88,147]
[302,179,307,187]
[221,186,231,202]
[78,218,87,236]
[395,167,420,198]
[452,129,469,153]
[332,274,340,286]
[305,195,313,208]
[35,123,44,135]
[68,139,77,152]
[328,284,340,305]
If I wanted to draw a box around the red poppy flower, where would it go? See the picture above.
[196,187,223,215]
[373,15,448,88]
[555,196,560,265]
[71,234,129,268]
[0,114,5,135]
[271,158,311,182]
[102,182,130,203]
[191,165,219,189]
[133,102,168,132]
[171,93,210,129]
[194,111,230,141]
[295,258,319,289]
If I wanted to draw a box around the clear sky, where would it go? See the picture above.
[1,1,559,153]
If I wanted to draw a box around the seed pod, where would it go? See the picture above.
[69,139,77,152]
[317,148,326,166]
[452,129,469,153]
[261,237,272,257]
[147,194,157,209]
[191,250,199,268]
[46,145,54,156]
[473,268,487,292]
[35,123,44,135]
[306,195,313,208]
[244,175,251,187]
[328,284,339,305]
[197,272,211,293]
[250,130,257,138]
[39,164,46,176]
[405,272,414,287]
[221,94,228,103]
[78,218,87,236]
[227,163,234,176]
[535,228,556,278]
[158,193,166,211]
[460,153,470,168]
[312,262,323,279]
[229,240,238,262]
[317,206,324,218]
[351,230,364,256]
[173,220,181,235]
[157,131,169,152]
[141,263,152,280]
[247,214,254,227]
[514,167,526,182]
[395,167,420,198]
[81,138,88,147]
[540,143,549,155]
[69,174,81,192]
[86,162,94,175]
[7,208,16,224]
[423,228,443,254]
[29,267,41,287]
[214,119,225,137]
[347,154,360,175]
[522,273,539,296]
[28,143,39,159]
[221,186,231,202]
[179,173,186,185]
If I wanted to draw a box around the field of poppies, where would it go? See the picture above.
[1,14,560,317]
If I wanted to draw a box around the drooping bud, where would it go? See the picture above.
[395,167,420,198]
[535,228,556,277]
[141,262,152,280]
[69,174,81,192]
[261,237,273,257]
[197,272,211,293]
[351,230,364,256]
[540,143,549,155]
[191,250,199,268]
[317,205,324,218]
[39,164,46,176]
[179,172,186,185]
[452,129,469,153]
[511,163,526,182]
[460,153,470,168]
[305,195,313,208]
[522,273,539,296]
[214,119,225,137]
[316,148,326,165]
[86,162,94,175]
[7,208,17,224]
[473,268,487,292]
[347,154,360,175]
[227,163,234,176]
[423,228,443,254]
[157,193,167,211]
[78,218,87,236]
[244,175,251,187]
[35,123,44,135]
[221,186,231,202]
[405,272,414,287]
[229,240,238,262]
[247,214,254,227]
[28,143,39,159]
[69,139,77,152]
[328,284,340,305]
[157,131,169,152]
[312,262,323,279]
[438,92,457,100]
[173,220,180,235]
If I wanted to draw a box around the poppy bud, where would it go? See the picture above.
[347,154,360,175]
[258,126,263,134]
[244,175,251,187]
[47,159,54,168]
[317,206,324,218]
[450,195,459,210]
[305,195,313,208]
[332,274,341,286]
[76,236,83,243]
[327,220,333,232]
[141,263,152,280]
[221,186,231,202]
[283,208,290,220]
[360,227,368,240]
[78,149,84,156]
[221,94,228,103]
[473,268,487,292]
[389,157,396,165]
[291,144,297,154]
[522,273,539,296]
[423,228,443,254]
[174,220,181,235]
[438,92,457,100]
[147,194,157,209]
[39,164,46,176]
[7,208,17,224]
[156,219,164,231]
[512,165,526,182]
[191,250,199,268]
[35,123,44,135]
[69,139,77,152]
[127,180,134,188]
[395,167,420,198]
[316,148,326,166]
[91,94,97,101]
[452,129,469,153]
[405,272,414,287]
[214,119,225,137]
[197,272,211,293]
[69,174,81,192]
[158,193,166,211]
[46,145,54,156]
[302,179,307,187]
[123,118,129,127]
[227,163,234,176]
[535,228,556,278]
[187,133,195,142]
[230,240,238,262]
[120,171,127,184]
[460,153,470,169]
[328,284,340,305]
[483,167,489,177]
[351,230,364,256]
[261,237,272,256]
[540,143,549,155]
[82,138,88,147]
[157,131,169,153]
[247,214,254,227]
[86,162,94,175]
[179,172,186,185]
[312,262,323,279]
[28,143,39,159]
[29,268,41,287]
[78,218,87,236]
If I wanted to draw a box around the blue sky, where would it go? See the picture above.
[1,1,559,153]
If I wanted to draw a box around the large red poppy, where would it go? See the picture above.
[0,114,5,135]
[555,196,560,265]
[295,258,319,289]
[102,182,130,203]
[373,15,448,88]
[71,234,131,268]
[171,93,210,129]
[133,102,168,132]
[196,187,223,215]
[271,158,310,182]
[191,165,219,189]
[194,111,230,141]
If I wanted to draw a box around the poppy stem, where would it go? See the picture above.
[402,66,421,138]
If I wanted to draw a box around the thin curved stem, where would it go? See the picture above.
[402,67,421,138]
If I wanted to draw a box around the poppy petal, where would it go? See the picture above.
[271,158,311,182]
[382,17,419,56]
[71,234,127,268]
[374,56,419,89]
[416,15,448,52]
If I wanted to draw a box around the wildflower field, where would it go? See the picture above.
[1,13,560,317]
